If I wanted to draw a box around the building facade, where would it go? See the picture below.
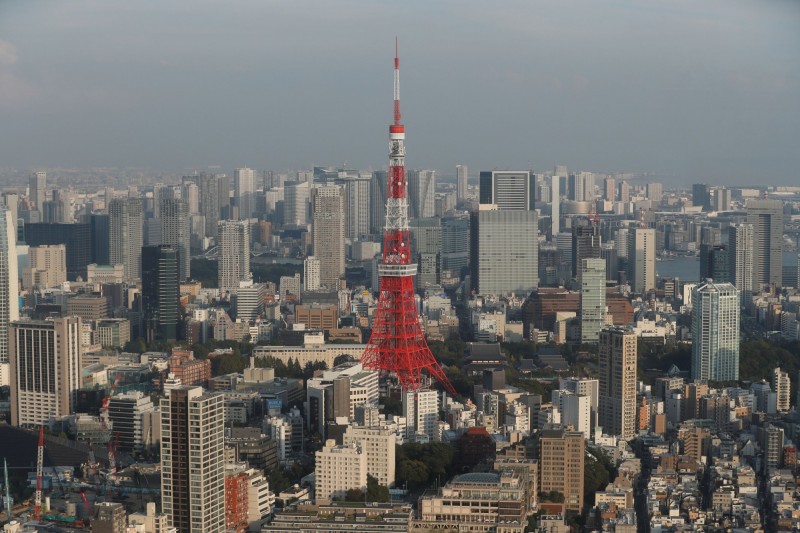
[691,281,740,382]
[311,186,345,290]
[598,327,637,439]
[218,220,251,293]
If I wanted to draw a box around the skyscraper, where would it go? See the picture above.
[25,223,92,281]
[408,170,436,219]
[338,174,372,239]
[440,215,470,279]
[617,181,630,203]
[479,171,535,211]
[598,327,637,439]
[9,317,83,426]
[283,180,310,227]
[728,223,754,300]
[568,172,593,202]
[456,165,468,202]
[218,220,250,293]
[109,197,144,281]
[471,206,538,296]
[571,221,601,280]
[692,183,711,211]
[603,177,616,202]
[161,386,225,533]
[538,428,585,512]
[23,245,67,289]
[159,197,190,281]
[197,173,221,239]
[234,167,257,220]
[626,227,655,293]
[303,256,321,292]
[699,244,729,282]
[0,207,19,387]
[746,198,784,287]
[772,367,790,413]
[28,171,46,212]
[691,280,739,382]
[550,175,561,236]
[312,186,345,290]
[646,182,663,204]
[141,245,179,342]
[580,258,606,344]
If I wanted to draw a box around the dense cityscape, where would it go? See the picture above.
[2,2,800,533]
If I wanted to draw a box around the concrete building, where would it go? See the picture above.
[552,390,591,439]
[559,377,599,432]
[539,428,585,512]
[94,318,131,348]
[109,197,144,281]
[691,281,740,382]
[772,367,791,413]
[580,258,606,344]
[728,223,754,301]
[343,425,396,488]
[67,294,109,321]
[283,180,310,226]
[626,227,655,293]
[87,263,125,285]
[233,281,266,322]
[746,198,784,287]
[107,390,157,452]
[93,502,126,533]
[10,317,83,426]
[338,174,371,239]
[599,327,637,439]
[234,167,257,220]
[303,256,321,292]
[306,362,379,437]
[29,171,47,212]
[159,197,190,281]
[0,207,19,386]
[440,215,470,279]
[471,206,538,296]
[403,388,439,442]
[479,171,535,211]
[161,386,225,533]
[218,220,251,293]
[23,244,66,288]
[314,439,367,504]
[408,170,436,219]
[312,186,345,290]
[456,164,468,202]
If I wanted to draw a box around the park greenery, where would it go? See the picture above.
[190,258,301,288]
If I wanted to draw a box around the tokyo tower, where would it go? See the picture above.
[360,42,457,397]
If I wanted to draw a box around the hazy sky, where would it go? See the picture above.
[0,0,798,184]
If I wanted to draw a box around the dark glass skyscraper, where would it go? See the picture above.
[23,223,92,280]
[141,245,179,342]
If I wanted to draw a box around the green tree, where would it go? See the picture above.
[212,353,247,376]
[366,474,390,503]
[396,460,430,491]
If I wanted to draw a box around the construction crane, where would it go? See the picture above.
[3,458,12,525]
[34,426,44,521]
[79,491,92,523]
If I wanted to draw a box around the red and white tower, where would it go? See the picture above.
[360,43,456,397]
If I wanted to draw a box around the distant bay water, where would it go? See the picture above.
[656,250,798,282]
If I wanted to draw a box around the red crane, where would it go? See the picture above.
[360,42,456,396]
[34,426,44,521]
[80,491,92,522]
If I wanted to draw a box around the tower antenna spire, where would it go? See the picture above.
[361,43,456,397]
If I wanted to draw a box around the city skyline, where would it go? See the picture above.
[0,1,798,185]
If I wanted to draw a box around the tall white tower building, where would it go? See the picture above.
[728,223,754,303]
[109,198,144,281]
[580,258,606,343]
[234,167,257,220]
[0,207,19,387]
[312,186,345,290]
[408,170,436,219]
[284,181,310,226]
[691,280,740,382]
[218,220,250,293]
[304,256,321,292]
[626,227,655,293]
[338,174,371,239]
[456,165,468,202]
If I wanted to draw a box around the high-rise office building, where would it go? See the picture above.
[550,175,561,236]
[711,186,730,211]
[440,215,470,279]
[617,181,630,203]
[626,227,655,293]
[23,244,67,289]
[141,245,179,342]
[699,244,729,282]
[691,280,739,382]
[603,177,616,202]
[456,165,468,202]
[598,327,637,439]
[234,167,257,220]
[312,186,345,290]
[571,221,601,280]
[197,173,221,239]
[746,198,784,287]
[24,223,92,281]
[470,207,538,296]
[161,386,225,533]
[568,172,593,202]
[89,213,111,265]
[692,183,711,211]
[728,223,754,300]
[107,391,157,452]
[369,170,388,237]
[408,170,436,219]
[109,198,144,281]
[218,220,250,293]
[28,171,47,212]
[159,197,190,281]
[646,182,663,204]
[580,258,606,344]
[772,367,790,414]
[303,256,321,292]
[338,174,371,239]
[538,428,585,512]
[9,317,83,426]
[283,181,310,227]
[0,208,19,387]
[479,171,535,211]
